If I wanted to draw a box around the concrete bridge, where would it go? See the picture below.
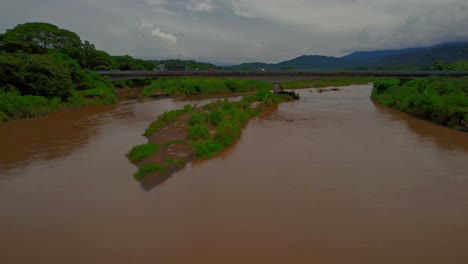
[97,70,468,83]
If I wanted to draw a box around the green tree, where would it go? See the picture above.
[1,22,81,58]
[19,54,74,99]
[0,52,24,91]
[0,22,113,70]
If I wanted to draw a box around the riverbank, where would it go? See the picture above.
[371,77,468,132]
[143,77,274,96]
[0,84,117,122]
[281,77,378,89]
[0,77,386,123]
[127,89,296,189]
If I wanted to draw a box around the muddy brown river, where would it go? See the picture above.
[1,85,468,264]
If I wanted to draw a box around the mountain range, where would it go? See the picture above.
[234,42,468,70]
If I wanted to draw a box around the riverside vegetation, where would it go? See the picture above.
[143,77,273,96]
[127,89,295,182]
[372,77,468,131]
[0,22,149,122]
[0,23,276,122]
[281,77,376,89]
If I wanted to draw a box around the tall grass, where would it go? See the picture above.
[1,80,117,122]
[282,77,376,89]
[127,143,159,163]
[187,124,210,141]
[0,91,62,121]
[134,163,167,180]
[143,77,273,96]
[144,104,193,136]
[192,141,223,158]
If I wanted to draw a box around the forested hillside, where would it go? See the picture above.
[234,42,468,70]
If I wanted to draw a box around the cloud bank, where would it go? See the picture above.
[1,0,467,64]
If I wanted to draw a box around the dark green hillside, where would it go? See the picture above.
[234,42,468,70]
[277,55,343,69]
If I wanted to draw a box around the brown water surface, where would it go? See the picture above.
[1,85,468,264]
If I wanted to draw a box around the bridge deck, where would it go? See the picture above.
[97,70,468,82]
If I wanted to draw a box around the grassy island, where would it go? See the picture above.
[372,77,468,131]
[126,89,296,187]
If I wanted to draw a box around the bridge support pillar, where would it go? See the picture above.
[273,83,281,94]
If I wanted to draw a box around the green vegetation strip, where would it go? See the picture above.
[372,77,468,131]
[281,77,376,89]
[134,164,168,180]
[127,143,159,163]
[143,77,273,96]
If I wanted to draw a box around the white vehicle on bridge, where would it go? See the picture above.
[154,64,167,72]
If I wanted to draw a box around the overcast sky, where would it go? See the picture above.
[1,0,468,64]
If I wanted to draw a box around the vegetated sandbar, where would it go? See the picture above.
[126,89,297,190]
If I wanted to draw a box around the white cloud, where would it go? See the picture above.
[152,28,178,44]
[231,2,256,18]
[186,0,215,12]
[140,19,154,29]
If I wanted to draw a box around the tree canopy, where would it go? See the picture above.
[0,22,117,101]
[0,22,112,70]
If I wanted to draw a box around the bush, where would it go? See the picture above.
[187,124,210,141]
[373,79,401,93]
[214,120,241,146]
[127,143,159,163]
[208,109,224,126]
[192,141,223,158]
[188,111,209,126]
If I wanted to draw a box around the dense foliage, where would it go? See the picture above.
[372,77,468,131]
[0,22,117,121]
[111,55,157,70]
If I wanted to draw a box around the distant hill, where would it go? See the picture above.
[340,47,430,66]
[374,43,468,67]
[277,55,342,69]
[234,42,468,70]
[149,59,230,70]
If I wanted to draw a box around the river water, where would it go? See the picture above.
[1,85,467,264]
